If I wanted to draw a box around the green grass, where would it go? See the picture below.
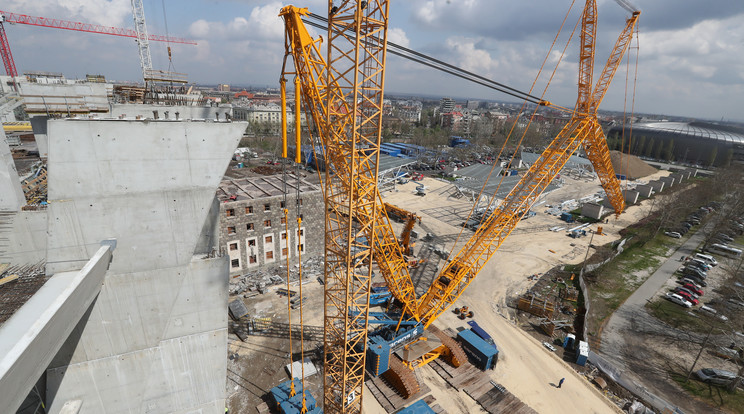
[585,232,683,337]
[647,293,730,333]
[671,372,744,414]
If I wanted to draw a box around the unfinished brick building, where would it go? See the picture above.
[217,175,323,276]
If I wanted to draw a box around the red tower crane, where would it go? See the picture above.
[0,10,196,78]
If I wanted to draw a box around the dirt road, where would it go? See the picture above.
[363,174,675,413]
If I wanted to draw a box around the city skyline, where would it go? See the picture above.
[3,0,743,121]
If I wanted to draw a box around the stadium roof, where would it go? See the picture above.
[627,122,744,144]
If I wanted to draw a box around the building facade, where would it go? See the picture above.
[217,175,323,276]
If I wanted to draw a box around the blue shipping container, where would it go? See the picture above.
[397,400,436,414]
[457,329,498,370]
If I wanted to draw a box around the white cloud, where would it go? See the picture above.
[4,0,131,27]
[443,37,496,74]
[388,28,410,48]
[187,1,284,42]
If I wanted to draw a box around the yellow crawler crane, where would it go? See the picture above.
[280,1,640,411]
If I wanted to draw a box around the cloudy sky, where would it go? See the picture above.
[3,0,743,120]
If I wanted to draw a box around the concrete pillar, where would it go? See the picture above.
[581,202,604,220]
[30,116,49,159]
[623,190,640,205]
[0,129,26,211]
[635,184,653,198]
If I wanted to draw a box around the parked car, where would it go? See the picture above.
[683,267,707,279]
[682,283,704,296]
[665,231,682,238]
[675,286,700,299]
[686,263,710,274]
[665,293,693,308]
[674,290,699,305]
[688,258,712,270]
[682,275,708,287]
[694,368,740,386]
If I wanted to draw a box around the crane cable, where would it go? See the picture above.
[161,0,176,72]
[301,14,572,112]
[282,160,297,397]
[444,0,580,258]
[620,22,640,187]
[295,161,307,413]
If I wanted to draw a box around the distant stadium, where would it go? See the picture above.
[606,122,744,167]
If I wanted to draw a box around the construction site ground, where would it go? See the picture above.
[226,170,674,413]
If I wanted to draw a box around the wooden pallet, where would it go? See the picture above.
[366,375,431,413]
[432,329,536,414]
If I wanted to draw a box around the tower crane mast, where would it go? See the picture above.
[281,1,640,411]
[130,0,154,83]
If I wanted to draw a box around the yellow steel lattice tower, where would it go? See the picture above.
[321,1,390,412]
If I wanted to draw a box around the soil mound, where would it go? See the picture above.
[609,151,657,180]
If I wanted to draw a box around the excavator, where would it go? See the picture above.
[279,1,640,411]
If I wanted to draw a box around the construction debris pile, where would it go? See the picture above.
[609,151,657,180]
[229,258,324,298]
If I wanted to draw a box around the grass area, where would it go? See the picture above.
[584,234,677,334]
[671,372,744,414]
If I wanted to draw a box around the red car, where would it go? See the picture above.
[675,289,699,305]
[682,283,703,296]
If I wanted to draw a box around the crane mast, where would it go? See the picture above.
[130,0,154,82]
[319,1,391,412]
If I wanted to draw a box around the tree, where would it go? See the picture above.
[644,138,655,158]
[664,139,675,161]
[654,139,664,159]
[724,148,734,167]
[708,147,719,167]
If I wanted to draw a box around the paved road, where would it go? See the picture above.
[622,229,708,308]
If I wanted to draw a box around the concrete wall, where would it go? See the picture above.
[623,190,640,205]
[110,103,233,121]
[0,211,48,264]
[0,245,112,414]
[0,130,25,210]
[659,176,675,188]
[581,202,604,220]
[43,119,245,414]
[648,180,665,193]
[635,184,653,198]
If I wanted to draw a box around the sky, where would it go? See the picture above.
[3,0,744,121]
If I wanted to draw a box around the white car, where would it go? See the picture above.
[664,231,682,238]
[666,292,692,308]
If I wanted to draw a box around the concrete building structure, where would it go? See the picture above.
[0,117,246,414]
[439,97,455,114]
[216,176,323,276]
